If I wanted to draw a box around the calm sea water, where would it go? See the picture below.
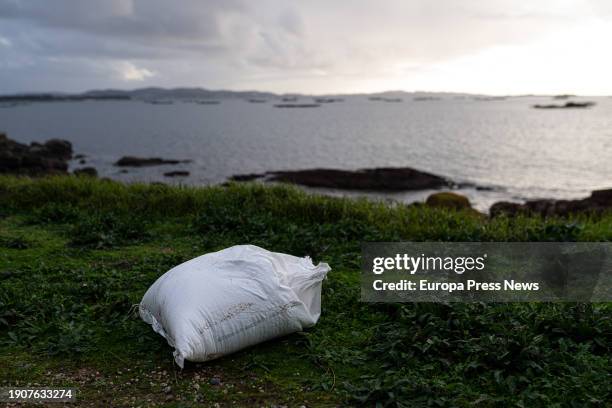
[1,96,611,211]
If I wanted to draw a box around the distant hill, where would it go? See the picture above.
[359,90,489,99]
[0,87,494,102]
[82,87,278,100]
[0,87,279,102]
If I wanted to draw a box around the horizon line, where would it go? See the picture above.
[0,86,606,98]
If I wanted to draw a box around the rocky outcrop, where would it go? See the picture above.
[73,167,98,177]
[0,133,72,175]
[490,189,612,217]
[229,173,264,182]
[426,192,471,210]
[533,101,595,109]
[115,156,191,167]
[269,167,449,190]
[238,167,451,191]
[163,170,189,177]
[35,139,72,160]
[488,201,520,217]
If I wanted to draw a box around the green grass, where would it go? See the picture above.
[0,175,610,407]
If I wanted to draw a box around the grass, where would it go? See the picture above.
[0,175,610,407]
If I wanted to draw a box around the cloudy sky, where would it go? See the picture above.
[1,0,611,95]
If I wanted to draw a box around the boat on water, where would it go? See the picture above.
[553,94,575,100]
[274,103,320,108]
[369,96,402,102]
[414,96,441,101]
[145,100,173,105]
[473,96,507,101]
[314,98,343,103]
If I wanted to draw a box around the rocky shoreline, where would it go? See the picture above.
[0,133,192,178]
[230,167,612,216]
[0,132,72,175]
[490,189,612,217]
[2,133,610,217]
[231,167,452,191]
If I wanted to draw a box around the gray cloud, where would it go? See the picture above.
[0,0,239,39]
[0,0,610,94]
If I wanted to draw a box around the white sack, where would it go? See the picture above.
[139,245,330,367]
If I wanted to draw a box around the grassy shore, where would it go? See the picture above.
[0,176,610,407]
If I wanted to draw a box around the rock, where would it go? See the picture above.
[426,192,471,210]
[162,385,172,394]
[0,133,72,175]
[490,188,612,217]
[590,189,612,204]
[490,199,564,217]
[163,170,189,177]
[73,167,98,177]
[266,167,450,191]
[230,173,264,182]
[209,377,221,386]
[114,156,191,167]
[489,201,522,217]
[79,159,86,164]
[533,101,595,109]
[42,139,73,160]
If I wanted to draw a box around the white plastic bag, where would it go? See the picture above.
[139,245,330,367]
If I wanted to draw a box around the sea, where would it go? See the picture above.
[1,95,611,212]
